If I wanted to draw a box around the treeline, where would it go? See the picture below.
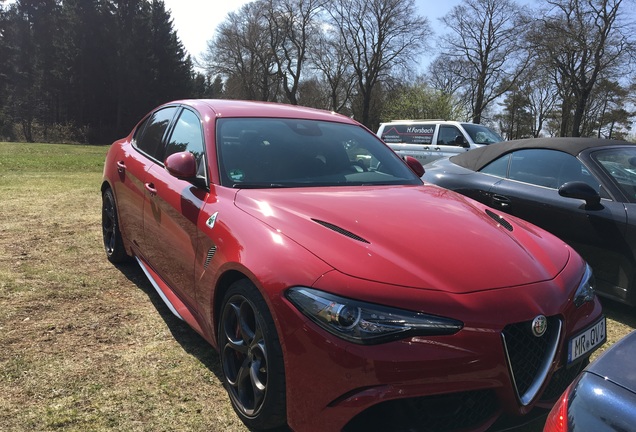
[0,0,216,144]
[1,0,635,144]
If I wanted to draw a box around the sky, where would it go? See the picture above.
[162,0,461,61]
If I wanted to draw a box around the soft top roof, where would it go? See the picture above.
[451,137,635,171]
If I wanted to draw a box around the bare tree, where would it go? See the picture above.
[528,0,634,137]
[327,0,430,128]
[203,1,279,101]
[439,0,530,124]
[263,0,325,105]
[309,27,356,114]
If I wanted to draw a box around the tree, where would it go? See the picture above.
[264,0,325,105]
[438,0,530,125]
[203,1,279,101]
[381,81,458,122]
[527,0,634,137]
[327,0,430,128]
[309,26,355,113]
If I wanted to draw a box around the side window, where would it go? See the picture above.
[481,154,510,178]
[135,107,178,161]
[437,125,463,146]
[507,149,597,190]
[165,109,205,178]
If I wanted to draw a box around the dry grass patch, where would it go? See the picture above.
[0,142,246,431]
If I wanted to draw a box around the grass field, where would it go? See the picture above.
[0,142,633,432]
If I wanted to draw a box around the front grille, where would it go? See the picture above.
[502,316,562,405]
[343,390,498,432]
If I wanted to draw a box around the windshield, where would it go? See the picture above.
[461,124,503,145]
[592,147,636,202]
[216,118,422,188]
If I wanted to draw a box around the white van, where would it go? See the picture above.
[377,120,503,165]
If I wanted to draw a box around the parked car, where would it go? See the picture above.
[376,119,503,164]
[422,137,636,306]
[544,330,636,432]
[102,101,605,432]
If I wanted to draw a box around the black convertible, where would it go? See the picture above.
[423,137,636,306]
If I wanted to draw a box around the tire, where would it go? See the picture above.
[101,188,128,263]
[219,280,286,431]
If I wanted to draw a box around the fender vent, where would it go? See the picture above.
[204,245,217,268]
[485,209,513,232]
[312,219,370,244]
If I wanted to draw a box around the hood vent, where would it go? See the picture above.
[312,219,370,244]
[485,209,513,232]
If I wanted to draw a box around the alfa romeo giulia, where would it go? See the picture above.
[101,100,605,432]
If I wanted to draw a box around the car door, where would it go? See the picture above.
[431,124,470,161]
[142,107,208,304]
[114,107,179,255]
[381,123,437,165]
[486,149,629,299]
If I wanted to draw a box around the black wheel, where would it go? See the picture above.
[219,280,286,431]
[102,188,128,263]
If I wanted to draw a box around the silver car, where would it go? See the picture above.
[377,120,503,165]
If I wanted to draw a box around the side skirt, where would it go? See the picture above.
[135,256,205,336]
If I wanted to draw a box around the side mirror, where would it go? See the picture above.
[558,181,601,207]
[165,151,198,179]
[404,156,425,177]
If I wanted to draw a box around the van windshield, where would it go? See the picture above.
[461,124,503,145]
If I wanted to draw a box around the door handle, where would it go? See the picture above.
[492,194,511,208]
[145,183,157,196]
[116,160,126,173]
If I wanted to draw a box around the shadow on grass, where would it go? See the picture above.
[112,260,224,382]
[600,297,636,329]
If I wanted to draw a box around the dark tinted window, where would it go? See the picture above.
[165,109,206,178]
[380,123,435,144]
[135,107,178,160]
[437,125,463,146]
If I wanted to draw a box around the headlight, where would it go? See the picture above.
[574,264,596,307]
[286,287,463,345]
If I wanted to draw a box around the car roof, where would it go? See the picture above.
[450,137,636,171]
[380,120,465,126]
[167,99,355,124]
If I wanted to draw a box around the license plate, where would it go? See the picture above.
[568,317,606,363]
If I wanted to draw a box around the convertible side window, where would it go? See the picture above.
[135,107,178,161]
[481,154,510,178]
[165,109,206,178]
[506,149,600,191]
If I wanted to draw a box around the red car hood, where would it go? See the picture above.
[234,185,570,293]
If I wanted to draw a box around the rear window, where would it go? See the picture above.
[380,124,435,144]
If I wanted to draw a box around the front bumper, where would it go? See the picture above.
[272,273,604,432]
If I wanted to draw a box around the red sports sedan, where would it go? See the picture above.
[101,100,605,432]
